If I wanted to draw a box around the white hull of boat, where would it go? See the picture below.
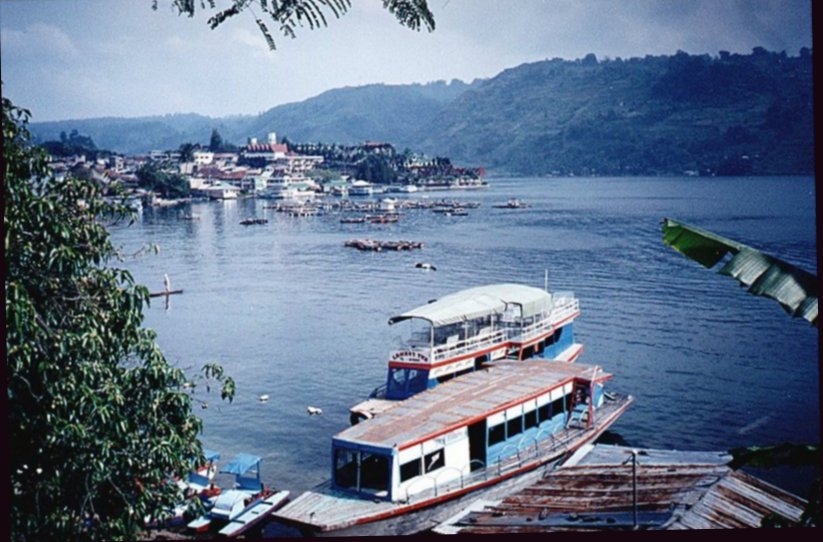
[218,490,290,538]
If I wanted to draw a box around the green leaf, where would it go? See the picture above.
[662,218,818,326]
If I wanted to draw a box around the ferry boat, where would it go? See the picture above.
[349,180,375,196]
[350,283,582,423]
[272,361,633,536]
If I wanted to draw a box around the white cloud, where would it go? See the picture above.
[1,22,81,61]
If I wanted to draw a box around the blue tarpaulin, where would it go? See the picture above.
[221,453,261,475]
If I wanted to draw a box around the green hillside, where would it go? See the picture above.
[30,48,813,176]
[411,48,813,175]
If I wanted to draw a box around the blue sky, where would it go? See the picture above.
[0,0,812,122]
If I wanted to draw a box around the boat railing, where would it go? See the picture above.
[514,317,555,344]
[429,328,508,363]
[549,294,579,324]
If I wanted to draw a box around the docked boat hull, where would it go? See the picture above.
[295,461,557,537]
[218,490,290,538]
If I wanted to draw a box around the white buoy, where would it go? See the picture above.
[258,394,270,402]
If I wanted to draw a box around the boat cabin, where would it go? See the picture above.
[371,284,582,405]
[333,361,610,503]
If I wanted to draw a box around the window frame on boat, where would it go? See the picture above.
[331,442,393,499]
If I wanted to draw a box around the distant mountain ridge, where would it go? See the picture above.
[30,48,813,176]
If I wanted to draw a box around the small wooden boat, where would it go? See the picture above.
[144,449,222,529]
[188,454,288,536]
[218,490,290,538]
[493,198,529,209]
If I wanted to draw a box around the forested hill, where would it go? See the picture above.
[411,48,814,176]
[30,48,813,176]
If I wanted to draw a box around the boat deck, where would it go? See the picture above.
[338,361,609,450]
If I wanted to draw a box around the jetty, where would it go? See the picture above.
[344,239,424,252]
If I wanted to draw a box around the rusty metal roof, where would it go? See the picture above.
[438,444,808,532]
[335,362,609,451]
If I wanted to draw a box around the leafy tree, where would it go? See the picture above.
[5,95,232,541]
[157,0,435,50]
[177,141,197,162]
[137,162,191,198]
[356,154,397,184]
[209,128,223,152]
[41,130,101,159]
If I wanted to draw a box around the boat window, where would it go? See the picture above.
[524,409,538,430]
[334,448,358,489]
[388,368,430,398]
[400,458,422,482]
[551,397,567,418]
[424,449,445,473]
[488,423,505,446]
[537,403,550,423]
[359,452,390,494]
[507,415,523,438]
[407,369,427,393]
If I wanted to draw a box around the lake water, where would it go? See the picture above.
[110,176,819,513]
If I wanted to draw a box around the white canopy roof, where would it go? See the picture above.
[388,283,553,327]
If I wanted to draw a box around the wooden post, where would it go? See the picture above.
[631,449,638,530]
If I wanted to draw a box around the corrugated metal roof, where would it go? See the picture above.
[441,444,808,533]
[388,283,553,326]
[335,362,609,450]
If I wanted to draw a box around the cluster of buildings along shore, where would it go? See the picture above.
[47,132,487,205]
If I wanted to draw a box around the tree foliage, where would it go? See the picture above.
[5,95,232,541]
[41,129,102,159]
[156,0,435,50]
[137,162,191,198]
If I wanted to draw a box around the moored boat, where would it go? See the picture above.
[144,449,222,529]
[187,453,289,536]
[272,361,633,536]
[350,283,583,423]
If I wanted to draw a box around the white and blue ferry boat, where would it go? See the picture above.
[349,283,583,423]
[273,360,633,536]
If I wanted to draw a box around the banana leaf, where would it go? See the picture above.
[661,218,818,326]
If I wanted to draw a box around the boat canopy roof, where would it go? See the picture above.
[334,361,610,451]
[203,448,221,462]
[220,453,261,475]
[388,283,554,327]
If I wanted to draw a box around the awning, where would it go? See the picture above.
[220,453,261,475]
[388,284,553,327]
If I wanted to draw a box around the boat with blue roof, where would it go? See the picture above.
[187,453,289,537]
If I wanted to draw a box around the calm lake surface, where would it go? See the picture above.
[110,176,818,507]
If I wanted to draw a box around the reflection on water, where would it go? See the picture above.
[110,176,818,502]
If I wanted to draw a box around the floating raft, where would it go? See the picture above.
[240,218,269,225]
[344,239,424,252]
